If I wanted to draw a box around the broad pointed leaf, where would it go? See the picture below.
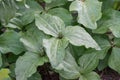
[15,52,48,80]
[45,0,67,10]
[0,30,25,55]
[0,0,17,25]
[108,47,120,73]
[6,17,23,29]
[20,24,48,53]
[56,50,80,79]
[93,35,111,59]
[64,26,100,50]
[19,0,43,25]
[94,9,120,38]
[6,0,43,29]
[35,14,65,37]
[48,8,73,26]
[78,53,99,74]
[43,38,68,68]
[97,53,110,71]
[79,72,101,80]
[100,0,115,11]
[70,0,102,29]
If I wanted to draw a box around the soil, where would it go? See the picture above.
[38,63,59,80]
[38,64,120,80]
[98,68,120,80]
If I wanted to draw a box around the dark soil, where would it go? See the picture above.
[98,68,120,80]
[38,64,120,80]
[38,63,59,80]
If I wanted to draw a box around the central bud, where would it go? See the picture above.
[58,32,63,39]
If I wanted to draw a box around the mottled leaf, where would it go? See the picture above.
[70,0,102,29]
[64,26,100,50]
[0,0,17,25]
[15,52,48,80]
[56,50,80,79]
[35,14,65,37]
[43,38,68,68]
[20,24,48,53]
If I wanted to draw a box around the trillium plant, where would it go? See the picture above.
[0,0,120,80]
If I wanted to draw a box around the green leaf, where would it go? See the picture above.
[93,35,110,49]
[15,52,48,80]
[79,72,100,80]
[20,24,48,53]
[35,14,65,37]
[0,53,2,67]
[106,10,120,38]
[44,0,52,3]
[43,38,68,68]
[100,0,115,11]
[114,38,120,47]
[0,30,25,55]
[69,34,110,60]
[93,35,111,59]
[56,50,80,79]
[59,76,76,80]
[108,47,120,73]
[6,17,23,29]
[98,48,109,59]
[6,0,43,29]
[97,53,110,71]
[20,10,35,26]
[16,0,34,8]
[28,72,42,80]
[0,69,11,80]
[19,0,43,26]
[69,45,86,60]
[64,26,100,50]
[93,9,120,38]
[48,8,73,26]
[70,0,102,29]
[78,53,99,74]
[45,0,67,10]
[0,0,17,25]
